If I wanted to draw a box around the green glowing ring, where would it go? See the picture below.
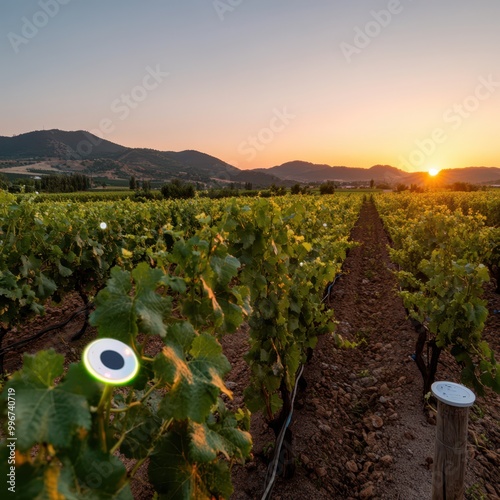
[83,338,139,385]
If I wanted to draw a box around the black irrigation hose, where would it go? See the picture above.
[261,364,304,500]
[0,305,90,358]
[322,272,343,303]
[70,302,92,341]
[261,266,345,497]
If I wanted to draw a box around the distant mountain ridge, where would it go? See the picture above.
[258,161,407,183]
[258,160,500,184]
[1,129,499,186]
[0,129,288,187]
[0,129,127,159]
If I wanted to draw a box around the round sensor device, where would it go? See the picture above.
[431,381,475,408]
[83,338,139,385]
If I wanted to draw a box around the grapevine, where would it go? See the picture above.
[376,192,500,396]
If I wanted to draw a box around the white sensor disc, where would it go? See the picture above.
[83,338,139,385]
[431,381,475,408]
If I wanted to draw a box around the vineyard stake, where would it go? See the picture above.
[431,381,476,500]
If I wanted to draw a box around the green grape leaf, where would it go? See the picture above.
[116,405,162,460]
[132,263,172,337]
[11,349,64,387]
[200,276,223,321]
[188,421,226,462]
[92,264,172,340]
[217,298,244,333]
[209,254,240,287]
[155,355,221,423]
[34,272,57,299]
[57,260,73,277]
[161,275,187,294]
[269,392,283,415]
[476,264,490,282]
[148,431,197,500]
[1,351,91,452]
[189,334,231,376]
[5,384,90,452]
[188,416,251,464]
[241,231,256,249]
[90,267,136,342]
[59,362,102,407]
[217,426,252,461]
[149,432,233,500]
[166,321,196,350]
[63,443,132,499]
[243,388,262,413]
[155,336,231,423]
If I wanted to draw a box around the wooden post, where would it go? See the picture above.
[431,382,475,500]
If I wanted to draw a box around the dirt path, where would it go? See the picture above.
[228,201,500,499]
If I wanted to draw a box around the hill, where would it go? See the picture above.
[0,130,285,187]
[429,167,500,184]
[0,129,127,159]
[256,161,500,184]
[257,161,408,183]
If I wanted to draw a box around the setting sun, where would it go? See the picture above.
[428,168,440,177]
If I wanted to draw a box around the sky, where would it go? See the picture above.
[1,0,500,172]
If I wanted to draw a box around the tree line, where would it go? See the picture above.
[0,173,91,193]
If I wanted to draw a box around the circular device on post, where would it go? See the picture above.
[83,338,139,385]
[431,381,475,408]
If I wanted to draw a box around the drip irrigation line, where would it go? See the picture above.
[322,272,343,303]
[0,305,90,357]
[260,271,343,497]
[261,364,304,500]
[262,259,344,497]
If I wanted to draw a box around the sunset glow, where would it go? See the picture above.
[1,2,499,172]
[428,168,440,177]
